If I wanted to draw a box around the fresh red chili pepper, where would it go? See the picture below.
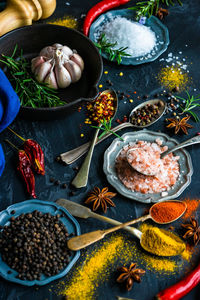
[83,0,130,36]
[17,150,37,199]
[156,262,200,300]
[8,127,45,175]
[23,139,45,175]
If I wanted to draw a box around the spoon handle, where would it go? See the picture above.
[161,135,200,158]
[60,122,134,164]
[67,215,151,251]
[71,127,101,188]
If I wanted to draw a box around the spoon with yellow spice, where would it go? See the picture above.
[67,205,186,256]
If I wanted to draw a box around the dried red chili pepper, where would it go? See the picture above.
[5,139,36,199]
[17,149,36,199]
[83,0,130,36]
[23,139,45,175]
[8,127,45,175]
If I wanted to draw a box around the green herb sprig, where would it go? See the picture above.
[91,118,124,141]
[0,45,65,108]
[94,34,131,65]
[176,91,200,122]
[129,0,182,20]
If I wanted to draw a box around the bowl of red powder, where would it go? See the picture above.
[103,130,193,203]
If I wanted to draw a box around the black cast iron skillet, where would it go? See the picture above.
[0,24,103,120]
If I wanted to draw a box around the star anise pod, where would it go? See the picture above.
[156,7,169,20]
[182,217,200,245]
[117,263,145,291]
[85,186,116,213]
[167,116,193,134]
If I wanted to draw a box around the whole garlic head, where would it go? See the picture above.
[31,43,84,89]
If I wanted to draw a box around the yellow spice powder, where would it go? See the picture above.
[47,16,78,29]
[158,66,190,91]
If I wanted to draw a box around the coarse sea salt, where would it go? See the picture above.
[100,17,156,58]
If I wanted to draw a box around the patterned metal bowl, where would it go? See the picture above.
[103,130,193,203]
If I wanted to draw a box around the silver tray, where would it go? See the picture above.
[103,130,193,203]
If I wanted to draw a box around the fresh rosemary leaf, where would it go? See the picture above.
[177,92,200,122]
[91,118,124,141]
[94,34,131,65]
[0,45,66,108]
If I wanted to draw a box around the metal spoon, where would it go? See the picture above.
[127,134,200,176]
[60,99,166,165]
[72,89,118,188]
[67,206,186,255]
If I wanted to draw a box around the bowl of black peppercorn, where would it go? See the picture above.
[0,199,80,286]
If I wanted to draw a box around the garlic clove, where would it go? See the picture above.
[39,46,55,59]
[31,56,45,73]
[55,63,72,88]
[44,70,58,89]
[34,61,52,83]
[70,53,84,71]
[52,43,63,48]
[61,46,73,58]
[64,60,82,83]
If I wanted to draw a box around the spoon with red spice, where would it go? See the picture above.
[72,89,118,188]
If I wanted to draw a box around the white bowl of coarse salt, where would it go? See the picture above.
[89,9,169,65]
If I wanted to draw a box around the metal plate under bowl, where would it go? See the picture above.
[103,130,193,203]
[0,199,80,286]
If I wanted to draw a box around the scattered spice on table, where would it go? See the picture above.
[47,16,78,29]
[150,201,186,224]
[0,211,71,280]
[182,199,200,220]
[166,116,193,134]
[182,217,200,245]
[130,101,165,127]
[58,235,132,300]
[140,224,186,256]
[117,262,145,291]
[85,186,116,213]
[158,65,190,91]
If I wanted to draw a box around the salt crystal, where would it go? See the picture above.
[100,17,156,58]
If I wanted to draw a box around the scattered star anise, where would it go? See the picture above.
[167,116,193,134]
[182,217,200,245]
[156,7,169,20]
[117,263,145,291]
[85,186,116,213]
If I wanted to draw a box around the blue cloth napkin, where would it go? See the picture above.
[0,68,20,176]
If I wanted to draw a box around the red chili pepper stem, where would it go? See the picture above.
[5,139,20,151]
[8,127,26,142]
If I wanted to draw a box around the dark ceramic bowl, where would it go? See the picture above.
[0,24,103,120]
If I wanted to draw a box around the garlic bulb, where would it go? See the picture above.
[31,43,84,89]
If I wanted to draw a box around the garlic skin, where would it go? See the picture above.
[31,43,84,89]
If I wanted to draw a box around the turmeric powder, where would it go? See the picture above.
[158,66,190,91]
[140,224,186,256]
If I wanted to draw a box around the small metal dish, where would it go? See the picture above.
[0,199,80,286]
[103,130,193,203]
[89,9,170,65]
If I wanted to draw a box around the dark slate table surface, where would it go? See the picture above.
[0,0,200,299]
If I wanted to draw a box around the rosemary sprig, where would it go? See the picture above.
[176,91,200,122]
[129,0,182,20]
[94,34,131,64]
[91,118,124,141]
[0,45,65,108]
